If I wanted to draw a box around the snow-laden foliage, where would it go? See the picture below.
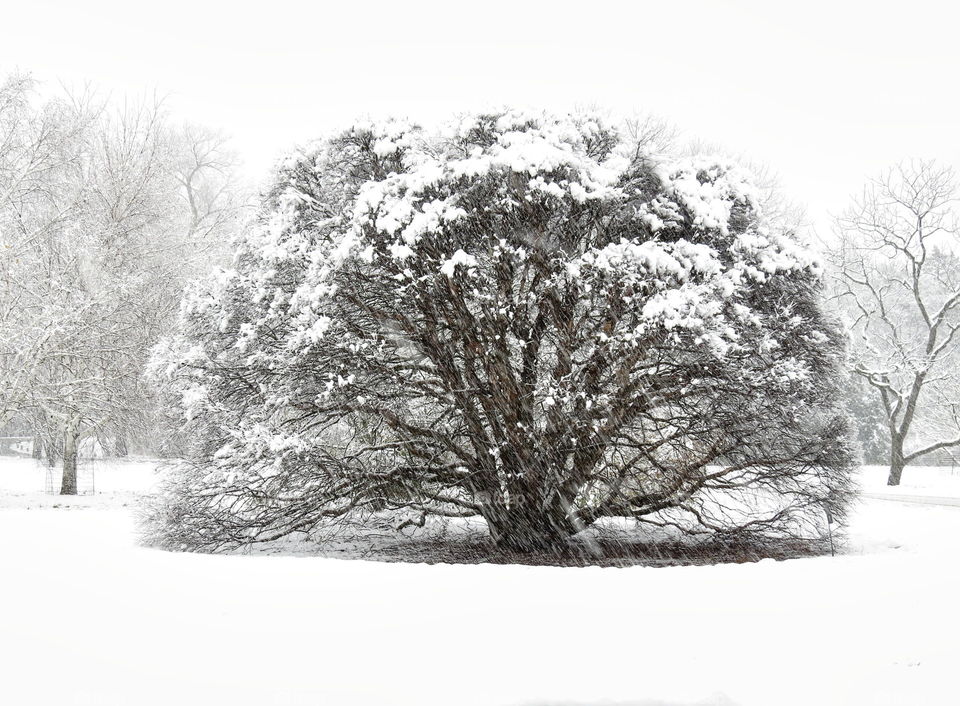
[150,110,855,553]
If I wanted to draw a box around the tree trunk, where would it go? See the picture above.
[887,437,905,486]
[493,520,568,552]
[115,434,128,458]
[60,418,80,495]
[484,498,573,553]
[31,435,42,460]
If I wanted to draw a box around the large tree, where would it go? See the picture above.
[152,111,854,552]
[833,161,960,486]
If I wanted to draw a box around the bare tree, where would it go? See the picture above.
[832,161,960,485]
[0,73,247,492]
[0,73,91,432]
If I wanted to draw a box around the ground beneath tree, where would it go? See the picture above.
[1,458,959,706]
[322,534,829,567]
[249,521,832,568]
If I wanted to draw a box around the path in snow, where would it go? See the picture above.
[860,492,960,507]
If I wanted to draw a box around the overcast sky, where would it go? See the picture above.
[4,0,959,238]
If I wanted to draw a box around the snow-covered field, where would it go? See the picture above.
[1,458,958,706]
[860,464,960,501]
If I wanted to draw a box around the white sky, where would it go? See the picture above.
[4,0,960,238]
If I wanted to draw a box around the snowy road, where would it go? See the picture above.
[861,491,960,507]
[1,461,959,706]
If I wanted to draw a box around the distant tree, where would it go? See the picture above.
[844,374,889,465]
[0,73,246,492]
[152,110,855,553]
[0,72,89,441]
[832,161,960,486]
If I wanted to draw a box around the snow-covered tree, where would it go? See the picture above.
[833,161,960,486]
[152,110,855,552]
[0,73,246,492]
[1,74,82,428]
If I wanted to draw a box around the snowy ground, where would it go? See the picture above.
[1,459,958,706]
[859,464,960,504]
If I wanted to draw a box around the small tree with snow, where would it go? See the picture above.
[151,110,854,554]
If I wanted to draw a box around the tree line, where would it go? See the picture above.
[0,72,247,492]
